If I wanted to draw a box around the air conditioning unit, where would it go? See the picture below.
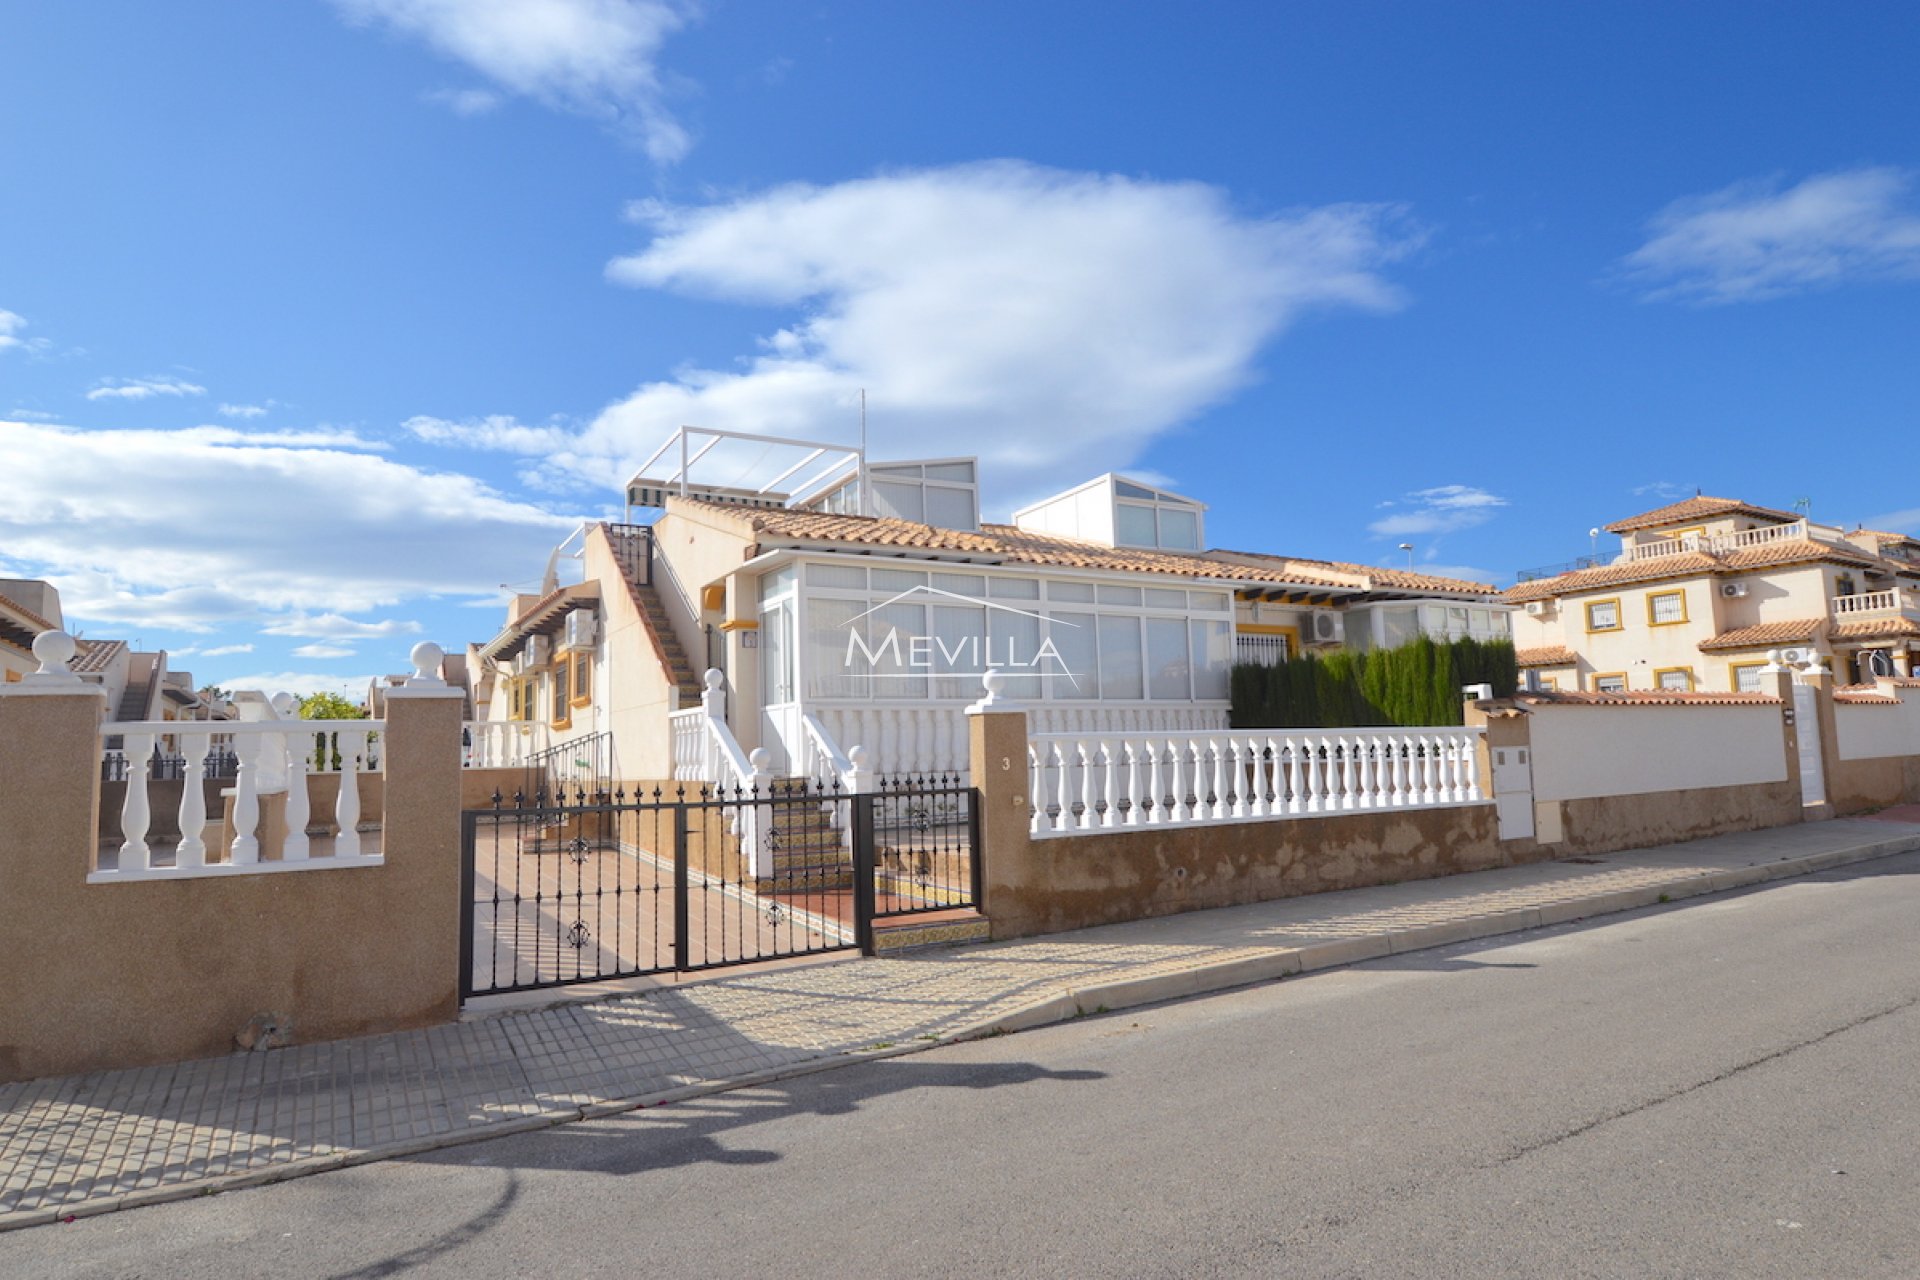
[1721,582,1750,598]
[1524,600,1548,617]
[1311,612,1344,644]
[523,635,547,669]
[564,608,599,652]
[1779,647,1809,666]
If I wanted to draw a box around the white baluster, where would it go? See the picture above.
[1419,735,1438,805]
[1464,734,1485,802]
[283,737,310,861]
[1209,737,1227,820]
[230,733,261,865]
[1026,745,1042,834]
[175,732,210,869]
[1054,741,1074,831]
[118,731,156,872]
[335,729,363,857]
[1078,740,1096,829]
[1100,738,1119,827]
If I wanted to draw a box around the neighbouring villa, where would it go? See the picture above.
[468,428,1512,791]
[1507,494,1920,692]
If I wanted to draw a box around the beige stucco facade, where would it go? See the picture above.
[1510,497,1920,692]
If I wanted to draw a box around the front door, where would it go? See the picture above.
[758,599,800,774]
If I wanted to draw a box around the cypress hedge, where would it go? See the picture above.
[1229,635,1519,728]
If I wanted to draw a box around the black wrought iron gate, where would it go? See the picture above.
[460,774,980,1000]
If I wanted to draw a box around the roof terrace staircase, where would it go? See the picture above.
[603,523,704,707]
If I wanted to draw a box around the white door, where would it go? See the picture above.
[758,600,801,775]
[1793,682,1826,806]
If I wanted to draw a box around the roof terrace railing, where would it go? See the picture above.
[1621,519,1812,564]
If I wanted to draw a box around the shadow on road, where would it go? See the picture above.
[414,1056,1106,1180]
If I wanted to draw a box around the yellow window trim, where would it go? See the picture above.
[1645,588,1690,627]
[569,653,593,708]
[1584,597,1624,633]
[1728,660,1767,692]
[1652,665,1696,691]
[1590,671,1628,692]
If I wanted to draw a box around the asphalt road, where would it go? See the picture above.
[9,851,1920,1279]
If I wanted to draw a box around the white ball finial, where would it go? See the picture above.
[408,641,447,685]
[32,629,77,676]
[748,747,772,771]
[981,669,1006,698]
[704,667,725,691]
[849,744,869,768]
[270,691,297,717]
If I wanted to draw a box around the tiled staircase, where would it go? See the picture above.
[603,523,703,707]
[758,783,855,891]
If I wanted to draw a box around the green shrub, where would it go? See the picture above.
[1229,635,1519,728]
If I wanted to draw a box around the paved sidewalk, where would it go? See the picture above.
[6,816,1919,1231]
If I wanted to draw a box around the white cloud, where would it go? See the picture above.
[217,402,271,419]
[1368,485,1508,538]
[1620,167,1920,304]
[86,377,207,402]
[264,612,422,640]
[5,408,60,422]
[404,413,571,454]
[422,86,502,116]
[292,641,358,659]
[1632,480,1692,501]
[411,163,1419,511]
[202,643,255,657]
[333,0,695,162]
[176,425,391,451]
[214,670,380,702]
[0,420,581,634]
[0,309,27,352]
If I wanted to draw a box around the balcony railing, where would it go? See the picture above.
[1622,520,1810,563]
[1832,589,1905,620]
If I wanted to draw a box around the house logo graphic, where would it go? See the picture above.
[844,586,1080,689]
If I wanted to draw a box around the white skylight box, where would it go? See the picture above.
[1013,474,1206,552]
[869,459,980,530]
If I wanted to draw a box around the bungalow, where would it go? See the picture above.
[472,428,1511,789]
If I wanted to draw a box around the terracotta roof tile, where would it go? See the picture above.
[1697,619,1826,652]
[681,499,1422,591]
[1215,549,1496,595]
[1504,551,1721,602]
[1504,538,1880,604]
[1830,616,1920,641]
[69,639,127,674]
[0,590,56,634]
[1604,495,1801,534]
[1517,645,1578,668]
[1834,688,1900,704]
[1516,690,1782,708]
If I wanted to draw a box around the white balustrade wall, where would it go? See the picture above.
[463,720,547,768]
[1027,726,1486,836]
[97,718,385,879]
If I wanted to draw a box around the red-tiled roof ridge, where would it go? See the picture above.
[1604,495,1802,534]
[1504,538,1880,604]
[1211,548,1496,595]
[1515,689,1782,707]
[0,590,57,634]
[1516,645,1577,668]
[1697,618,1826,653]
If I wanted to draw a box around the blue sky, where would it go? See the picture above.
[4,1,1918,697]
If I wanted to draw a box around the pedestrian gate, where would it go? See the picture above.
[460,775,979,999]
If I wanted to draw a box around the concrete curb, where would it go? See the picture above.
[5,828,1916,1234]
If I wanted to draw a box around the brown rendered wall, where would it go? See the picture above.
[0,688,466,1083]
[1542,779,1805,858]
[1827,756,1920,816]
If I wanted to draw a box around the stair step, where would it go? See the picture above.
[872,910,991,954]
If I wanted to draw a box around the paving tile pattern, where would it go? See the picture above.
[4,817,1917,1229]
